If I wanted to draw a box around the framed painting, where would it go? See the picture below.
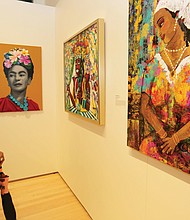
[0,43,42,112]
[64,18,105,125]
[128,0,190,174]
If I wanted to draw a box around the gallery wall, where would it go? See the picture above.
[0,0,58,180]
[1,1,190,220]
[55,0,190,220]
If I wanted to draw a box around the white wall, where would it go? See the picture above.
[1,1,190,220]
[55,0,190,220]
[0,0,58,180]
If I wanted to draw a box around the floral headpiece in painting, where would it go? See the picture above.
[155,0,190,28]
[3,48,33,70]
[3,48,34,79]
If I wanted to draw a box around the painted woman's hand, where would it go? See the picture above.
[160,133,180,154]
[160,137,176,154]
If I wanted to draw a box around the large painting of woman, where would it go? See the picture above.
[128,0,190,174]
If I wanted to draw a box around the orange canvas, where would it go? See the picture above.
[0,43,42,111]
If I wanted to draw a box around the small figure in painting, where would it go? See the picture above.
[67,43,93,113]
[0,48,40,112]
[82,56,91,111]
[140,0,190,173]
[72,57,84,108]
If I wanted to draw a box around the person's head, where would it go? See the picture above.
[6,65,32,93]
[153,0,190,46]
[3,48,34,80]
[3,48,34,93]
[154,8,178,45]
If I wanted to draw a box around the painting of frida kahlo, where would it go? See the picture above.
[0,44,42,112]
[128,0,190,174]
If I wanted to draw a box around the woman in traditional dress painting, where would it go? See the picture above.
[140,0,190,173]
[0,48,40,112]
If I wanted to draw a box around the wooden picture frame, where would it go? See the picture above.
[64,18,105,125]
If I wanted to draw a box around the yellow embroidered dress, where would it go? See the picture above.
[140,53,190,173]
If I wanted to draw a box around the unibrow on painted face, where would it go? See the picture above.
[7,65,31,93]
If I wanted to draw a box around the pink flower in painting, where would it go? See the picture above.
[9,49,22,63]
[4,59,12,68]
[19,55,31,65]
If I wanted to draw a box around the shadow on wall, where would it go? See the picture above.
[18,0,33,2]
[17,0,59,6]
[129,148,190,184]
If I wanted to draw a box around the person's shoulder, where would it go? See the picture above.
[0,97,8,101]
[0,97,9,104]
[27,98,40,110]
[0,96,11,112]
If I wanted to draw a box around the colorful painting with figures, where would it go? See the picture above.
[64,19,105,125]
[128,0,190,174]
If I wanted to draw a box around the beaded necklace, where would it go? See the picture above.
[164,46,187,74]
[8,94,28,111]
[165,44,186,53]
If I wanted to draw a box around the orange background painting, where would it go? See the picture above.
[0,43,43,110]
